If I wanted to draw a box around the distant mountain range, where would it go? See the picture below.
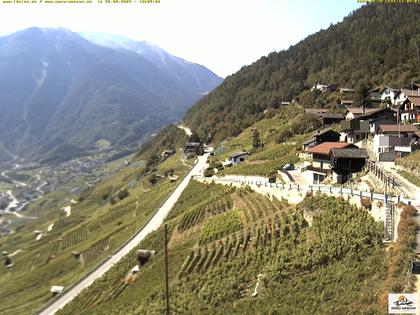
[80,32,222,95]
[0,27,222,163]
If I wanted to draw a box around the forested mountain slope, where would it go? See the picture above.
[184,4,420,142]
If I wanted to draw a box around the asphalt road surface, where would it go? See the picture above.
[39,153,209,315]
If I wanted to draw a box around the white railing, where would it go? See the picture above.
[195,175,413,206]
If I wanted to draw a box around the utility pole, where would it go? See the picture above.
[164,224,170,315]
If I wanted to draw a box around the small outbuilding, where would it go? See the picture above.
[50,286,64,297]
[228,151,250,164]
[161,149,175,159]
[137,249,157,267]
[184,142,204,157]
[330,148,369,183]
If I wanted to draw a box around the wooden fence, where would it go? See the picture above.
[365,159,396,190]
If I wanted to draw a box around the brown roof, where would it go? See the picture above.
[399,89,420,98]
[378,124,418,133]
[379,86,399,93]
[229,151,249,158]
[346,107,382,115]
[321,113,344,119]
[406,95,420,106]
[305,108,327,115]
[306,142,353,155]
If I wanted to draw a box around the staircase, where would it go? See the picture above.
[384,203,395,241]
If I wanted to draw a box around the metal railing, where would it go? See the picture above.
[198,175,412,206]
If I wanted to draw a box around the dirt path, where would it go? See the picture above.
[377,161,420,198]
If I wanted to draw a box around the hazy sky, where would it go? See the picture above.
[0,0,362,77]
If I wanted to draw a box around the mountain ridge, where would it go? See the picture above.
[80,32,222,95]
[0,27,222,163]
[182,4,420,143]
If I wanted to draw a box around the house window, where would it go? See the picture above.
[240,158,244,162]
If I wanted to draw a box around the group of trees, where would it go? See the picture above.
[110,189,129,205]
[184,4,420,144]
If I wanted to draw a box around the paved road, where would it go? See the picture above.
[287,169,309,185]
[39,153,209,315]
[378,161,420,198]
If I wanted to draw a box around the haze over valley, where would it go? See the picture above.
[0,27,222,165]
[1,3,420,315]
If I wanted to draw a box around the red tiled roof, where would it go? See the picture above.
[306,142,353,155]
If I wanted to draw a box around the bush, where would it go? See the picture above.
[118,189,129,201]
[148,174,157,185]
[78,186,94,202]
[360,197,372,210]
[204,168,215,177]
[276,129,292,143]
[146,154,160,167]
[289,113,322,135]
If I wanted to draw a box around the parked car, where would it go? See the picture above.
[282,163,294,170]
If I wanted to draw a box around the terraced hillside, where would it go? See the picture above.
[0,152,192,314]
[204,104,324,177]
[58,181,415,314]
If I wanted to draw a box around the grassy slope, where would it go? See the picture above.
[208,105,328,177]
[58,181,401,315]
[395,151,420,187]
[0,153,191,315]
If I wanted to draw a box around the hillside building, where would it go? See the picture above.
[302,142,367,184]
[302,129,341,151]
[184,142,204,157]
[379,86,399,104]
[228,151,250,164]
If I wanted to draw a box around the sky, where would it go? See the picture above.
[0,0,362,77]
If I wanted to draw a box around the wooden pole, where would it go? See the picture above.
[164,224,170,315]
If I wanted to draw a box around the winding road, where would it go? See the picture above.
[38,153,209,315]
